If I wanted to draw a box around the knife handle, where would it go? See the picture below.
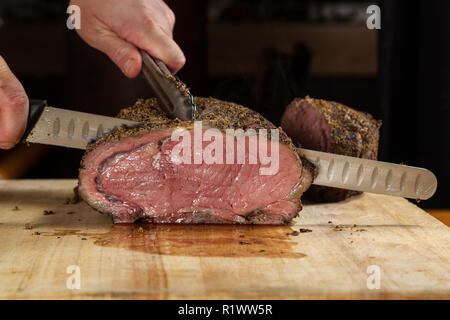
[298,148,438,200]
[23,99,47,139]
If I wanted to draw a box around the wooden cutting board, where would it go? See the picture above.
[0,179,449,299]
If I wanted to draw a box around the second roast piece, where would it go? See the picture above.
[78,97,314,224]
[281,96,382,202]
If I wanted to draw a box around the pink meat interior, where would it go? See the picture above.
[80,129,302,223]
[281,101,330,152]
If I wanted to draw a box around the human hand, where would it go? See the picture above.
[70,0,185,78]
[0,56,29,150]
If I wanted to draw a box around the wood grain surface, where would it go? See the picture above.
[0,180,449,299]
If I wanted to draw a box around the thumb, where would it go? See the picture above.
[88,29,142,78]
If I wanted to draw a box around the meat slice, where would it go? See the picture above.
[281,96,382,202]
[78,97,312,224]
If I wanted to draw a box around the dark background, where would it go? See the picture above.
[0,0,448,208]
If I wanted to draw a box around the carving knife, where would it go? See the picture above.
[23,100,437,200]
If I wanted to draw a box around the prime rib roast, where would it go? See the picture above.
[281,96,382,202]
[78,97,314,224]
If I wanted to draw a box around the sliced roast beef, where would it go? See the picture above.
[281,96,382,202]
[78,97,313,224]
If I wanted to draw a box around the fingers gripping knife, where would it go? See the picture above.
[22,50,437,201]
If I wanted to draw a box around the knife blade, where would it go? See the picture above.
[140,50,195,120]
[24,101,437,200]
[298,148,437,200]
[25,100,140,149]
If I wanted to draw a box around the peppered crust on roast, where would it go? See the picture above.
[85,97,293,154]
